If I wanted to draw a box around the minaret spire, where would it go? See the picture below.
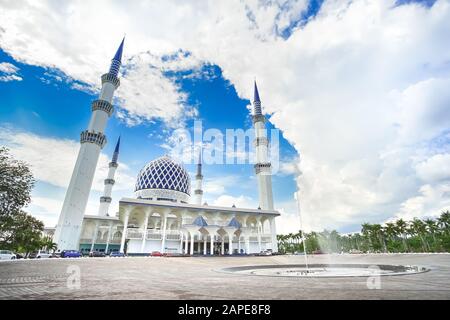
[252,81,274,211]
[253,81,262,116]
[54,38,125,250]
[109,37,125,77]
[112,136,121,164]
[98,136,121,217]
[194,149,204,205]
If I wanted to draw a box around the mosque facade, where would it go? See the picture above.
[53,39,280,256]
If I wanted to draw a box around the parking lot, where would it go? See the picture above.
[0,253,449,299]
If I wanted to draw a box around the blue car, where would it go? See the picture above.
[60,250,82,258]
[109,252,125,257]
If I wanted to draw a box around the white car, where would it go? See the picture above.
[0,250,16,260]
[29,250,52,259]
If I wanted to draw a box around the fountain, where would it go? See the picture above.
[219,189,430,278]
[220,264,429,278]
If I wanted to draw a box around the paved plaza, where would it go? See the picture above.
[0,254,449,300]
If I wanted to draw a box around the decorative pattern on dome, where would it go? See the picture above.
[135,156,191,196]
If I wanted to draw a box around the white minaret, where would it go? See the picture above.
[193,151,203,205]
[53,38,125,250]
[253,81,274,210]
[98,136,121,216]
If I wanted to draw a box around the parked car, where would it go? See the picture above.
[0,250,16,260]
[312,250,324,255]
[89,251,105,257]
[29,250,52,259]
[258,250,272,256]
[60,250,82,258]
[109,252,125,257]
[50,252,61,258]
[15,253,25,259]
[150,251,163,257]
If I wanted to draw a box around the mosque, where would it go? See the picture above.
[51,39,280,256]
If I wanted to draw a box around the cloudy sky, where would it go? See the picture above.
[1,0,449,234]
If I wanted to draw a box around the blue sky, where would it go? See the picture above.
[1,0,449,234]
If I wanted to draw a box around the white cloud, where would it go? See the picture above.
[0,125,136,192]
[393,183,450,221]
[0,62,19,73]
[1,0,450,231]
[415,153,450,182]
[212,194,256,209]
[0,61,22,82]
[28,196,102,227]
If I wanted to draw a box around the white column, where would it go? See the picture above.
[238,236,241,254]
[228,234,233,255]
[90,221,99,252]
[270,218,278,252]
[179,233,184,254]
[105,222,113,254]
[161,214,168,253]
[210,234,214,255]
[246,236,250,254]
[190,232,195,255]
[141,211,150,253]
[203,237,207,255]
[257,221,262,252]
[185,234,189,254]
[120,210,130,253]
[221,238,225,255]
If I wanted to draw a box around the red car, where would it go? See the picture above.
[150,251,162,257]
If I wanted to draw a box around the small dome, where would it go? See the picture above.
[135,156,191,203]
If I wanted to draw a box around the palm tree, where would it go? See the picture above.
[361,223,374,251]
[410,218,429,252]
[384,222,397,251]
[424,218,439,251]
[41,236,57,253]
[371,224,386,253]
[395,219,409,252]
[437,211,450,234]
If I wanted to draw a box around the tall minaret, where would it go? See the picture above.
[53,38,125,250]
[98,136,121,216]
[193,151,203,205]
[252,81,274,210]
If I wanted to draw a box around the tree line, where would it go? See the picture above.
[277,211,450,254]
[0,147,56,256]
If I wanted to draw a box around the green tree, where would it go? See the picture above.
[410,218,429,252]
[437,211,450,234]
[41,236,57,253]
[395,219,409,252]
[1,211,44,255]
[0,147,44,254]
[0,147,35,217]
[424,219,439,251]
[361,223,374,251]
[384,222,398,252]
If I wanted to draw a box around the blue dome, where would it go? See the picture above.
[135,156,191,202]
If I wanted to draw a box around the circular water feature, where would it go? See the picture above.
[220,264,429,278]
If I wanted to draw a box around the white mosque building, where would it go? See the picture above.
[52,39,280,256]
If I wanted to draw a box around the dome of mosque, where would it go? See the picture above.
[135,156,191,203]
